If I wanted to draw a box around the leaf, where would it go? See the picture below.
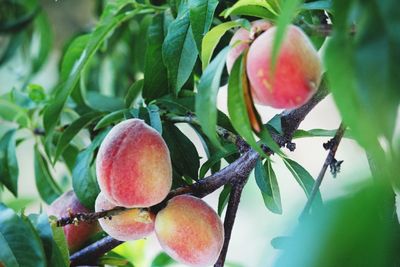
[31,13,52,73]
[151,252,175,267]
[301,0,332,11]
[162,122,200,180]
[72,129,110,210]
[54,111,103,163]
[147,104,163,134]
[201,19,250,70]
[283,158,322,205]
[94,110,126,130]
[143,13,169,100]
[60,34,90,82]
[218,184,232,215]
[255,159,282,214]
[162,3,198,95]
[50,218,70,266]
[199,143,237,178]
[189,0,219,51]
[222,0,277,19]
[34,145,62,204]
[196,47,229,148]
[292,128,352,139]
[0,129,19,196]
[0,204,46,267]
[43,1,138,133]
[125,79,144,108]
[0,99,30,127]
[0,232,18,267]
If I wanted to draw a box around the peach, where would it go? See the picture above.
[155,195,224,267]
[96,119,172,208]
[226,19,273,73]
[246,25,322,108]
[95,192,155,241]
[47,190,99,252]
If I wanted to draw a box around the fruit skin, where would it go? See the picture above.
[96,119,172,208]
[47,190,99,252]
[155,195,224,267]
[246,25,322,109]
[95,192,155,241]
[226,20,273,73]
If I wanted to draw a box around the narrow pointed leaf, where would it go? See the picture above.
[0,129,19,196]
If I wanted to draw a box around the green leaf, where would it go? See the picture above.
[189,0,219,51]
[218,184,232,215]
[196,47,229,149]
[162,3,198,95]
[72,129,110,210]
[222,0,277,19]
[147,104,163,134]
[301,0,332,11]
[255,159,282,214]
[201,19,250,70]
[199,143,237,178]
[43,1,139,133]
[143,13,169,100]
[31,13,52,73]
[283,158,322,205]
[34,145,62,204]
[292,128,352,139]
[94,110,126,131]
[0,129,19,196]
[0,204,46,267]
[54,111,103,163]
[162,122,200,180]
[151,252,175,267]
[0,231,18,267]
[60,34,90,82]
[125,79,143,108]
[227,54,266,157]
[0,99,30,127]
[50,217,70,266]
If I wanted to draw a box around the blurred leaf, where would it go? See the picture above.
[0,31,25,65]
[27,84,46,102]
[199,143,237,179]
[43,1,139,133]
[293,128,353,139]
[196,47,229,149]
[151,252,174,267]
[86,91,125,112]
[0,99,30,127]
[34,145,62,204]
[255,159,282,214]
[72,129,110,210]
[31,13,52,73]
[147,104,162,134]
[283,158,322,205]
[0,204,46,267]
[94,109,126,130]
[218,184,232,215]
[162,2,198,95]
[125,79,143,108]
[221,0,277,19]
[4,197,35,212]
[301,0,332,11]
[162,122,200,180]
[0,129,19,196]
[201,19,250,70]
[143,13,169,100]
[54,111,103,163]
[189,0,219,51]
[0,231,18,267]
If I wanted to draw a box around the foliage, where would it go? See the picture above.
[0,0,399,266]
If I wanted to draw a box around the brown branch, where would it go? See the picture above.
[55,207,127,227]
[68,84,330,266]
[299,122,346,220]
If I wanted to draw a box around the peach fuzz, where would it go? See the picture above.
[96,119,172,208]
[155,195,224,267]
[246,25,322,109]
[226,19,273,73]
[47,190,99,252]
[95,192,155,241]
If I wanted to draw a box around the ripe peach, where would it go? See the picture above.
[226,20,273,73]
[246,25,322,108]
[155,195,224,267]
[95,192,155,241]
[47,190,99,252]
[96,119,172,208]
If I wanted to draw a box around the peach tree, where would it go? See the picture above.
[0,0,399,266]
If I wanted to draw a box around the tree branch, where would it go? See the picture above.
[299,122,346,220]
[68,84,330,266]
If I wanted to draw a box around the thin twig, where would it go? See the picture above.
[55,207,127,227]
[299,122,346,220]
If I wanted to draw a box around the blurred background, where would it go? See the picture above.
[0,1,373,266]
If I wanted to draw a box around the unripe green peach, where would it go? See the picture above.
[95,192,155,241]
[246,25,322,108]
[47,190,99,252]
[96,119,172,208]
[226,20,273,73]
[155,195,224,267]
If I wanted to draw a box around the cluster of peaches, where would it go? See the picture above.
[49,119,224,267]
